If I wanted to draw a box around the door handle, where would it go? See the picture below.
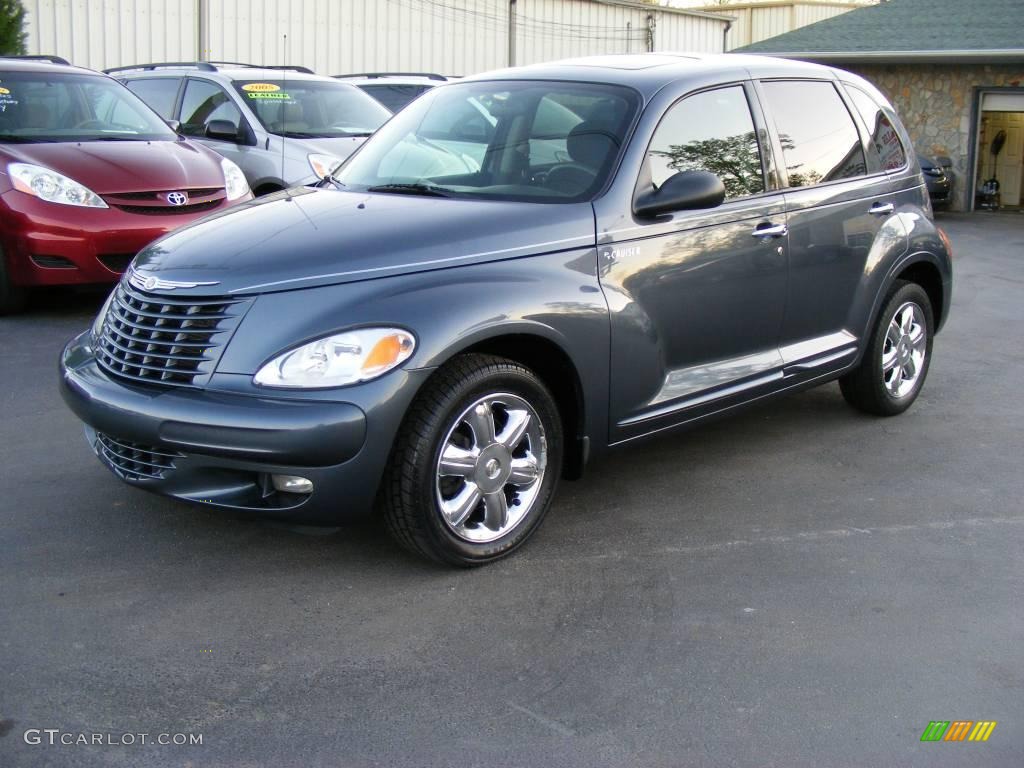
[752,223,788,239]
[869,202,895,216]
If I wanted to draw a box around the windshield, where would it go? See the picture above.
[0,71,176,143]
[333,80,640,203]
[234,79,391,138]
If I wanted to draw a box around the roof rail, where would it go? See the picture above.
[1,54,71,65]
[333,72,448,81]
[104,61,217,74]
[104,61,316,76]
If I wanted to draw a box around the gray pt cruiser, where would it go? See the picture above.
[60,54,953,566]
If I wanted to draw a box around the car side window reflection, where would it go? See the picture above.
[761,80,867,186]
[846,85,908,172]
[646,86,766,200]
[180,79,242,138]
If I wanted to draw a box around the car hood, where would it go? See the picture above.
[131,187,596,295]
[1,139,225,194]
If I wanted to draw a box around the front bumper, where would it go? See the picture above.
[60,331,425,523]
[0,189,249,287]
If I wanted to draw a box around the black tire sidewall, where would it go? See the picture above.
[412,364,563,564]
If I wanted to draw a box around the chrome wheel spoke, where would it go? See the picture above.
[482,491,509,531]
[439,444,477,478]
[903,353,917,379]
[899,306,914,333]
[442,482,482,528]
[497,408,531,450]
[886,364,904,395]
[882,348,899,372]
[909,326,926,350]
[467,403,496,446]
[508,455,540,486]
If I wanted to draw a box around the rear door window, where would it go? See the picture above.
[761,80,867,187]
[358,84,430,112]
[645,85,766,199]
[179,79,242,138]
[845,85,908,171]
[124,78,181,120]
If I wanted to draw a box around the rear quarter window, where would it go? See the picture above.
[761,80,867,187]
[124,78,180,120]
[845,85,908,171]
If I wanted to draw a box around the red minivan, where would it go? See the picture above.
[0,58,252,313]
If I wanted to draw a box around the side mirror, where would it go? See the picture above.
[634,170,726,218]
[205,119,240,142]
[165,119,181,133]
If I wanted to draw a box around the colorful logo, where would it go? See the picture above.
[920,721,997,742]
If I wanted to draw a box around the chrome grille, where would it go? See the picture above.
[95,432,183,481]
[96,281,249,388]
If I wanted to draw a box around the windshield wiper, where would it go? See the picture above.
[365,182,453,198]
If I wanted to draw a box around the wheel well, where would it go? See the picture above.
[461,335,587,480]
[253,183,285,197]
[896,261,944,328]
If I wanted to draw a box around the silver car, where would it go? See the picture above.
[109,62,391,195]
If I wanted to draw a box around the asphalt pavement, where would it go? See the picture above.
[0,212,1021,767]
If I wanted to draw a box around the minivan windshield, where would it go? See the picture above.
[233,79,391,139]
[0,71,177,143]
[333,80,640,203]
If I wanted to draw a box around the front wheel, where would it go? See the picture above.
[840,281,934,416]
[381,354,563,566]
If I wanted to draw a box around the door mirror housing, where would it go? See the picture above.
[635,170,726,218]
[206,119,241,142]
[165,119,181,133]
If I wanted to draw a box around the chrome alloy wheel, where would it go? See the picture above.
[882,301,927,399]
[435,393,547,543]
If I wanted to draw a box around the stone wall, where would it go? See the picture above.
[846,63,1024,210]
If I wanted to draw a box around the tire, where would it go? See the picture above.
[382,353,563,566]
[840,280,934,416]
[0,246,28,315]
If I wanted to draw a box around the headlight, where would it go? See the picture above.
[221,158,249,200]
[254,328,415,389]
[92,288,116,341]
[308,153,343,180]
[8,163,107,208]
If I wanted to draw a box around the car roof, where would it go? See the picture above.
[334,73,451,86]
[108,63,337,84]
[464,52,840,98]
[0,57,102,76]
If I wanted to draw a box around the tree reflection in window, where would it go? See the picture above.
[651,130,765,199]
[646,86,765,201]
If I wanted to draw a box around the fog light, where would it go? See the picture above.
[271,474,314,494]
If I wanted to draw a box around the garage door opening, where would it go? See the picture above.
[973,91,1024,211]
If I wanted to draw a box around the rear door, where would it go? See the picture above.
[756,79,897,368]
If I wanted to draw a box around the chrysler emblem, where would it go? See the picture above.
[127,267,220,292]
[166,191,189,206]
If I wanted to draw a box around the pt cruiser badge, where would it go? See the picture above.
[61,54,953,566]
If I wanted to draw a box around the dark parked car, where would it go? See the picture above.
[0,57,251,313]
[918,153,952,207]
[333,72,452,113]
[60,54,953,565]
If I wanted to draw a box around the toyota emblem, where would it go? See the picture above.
[166,191,189,206]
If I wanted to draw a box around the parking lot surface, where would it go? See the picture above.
[1,213,1021,767]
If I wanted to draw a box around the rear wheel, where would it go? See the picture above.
[840,281,933,416]
[382,354,563,566]
[0,246,28,315]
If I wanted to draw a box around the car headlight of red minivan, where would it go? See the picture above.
[8,162,108,208]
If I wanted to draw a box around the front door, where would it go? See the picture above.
[601,84,789,442]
